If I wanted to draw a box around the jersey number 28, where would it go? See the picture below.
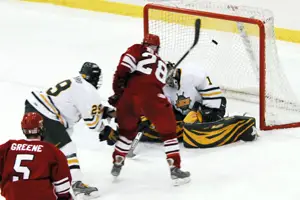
[137,52,168,84]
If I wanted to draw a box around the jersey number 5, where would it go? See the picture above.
[13,154,34,182]
[137,52,168,84]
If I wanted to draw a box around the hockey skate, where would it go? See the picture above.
[72,181,99,200]
[167,158,191,186]
[111,155,125,177]
[170,167,191,186]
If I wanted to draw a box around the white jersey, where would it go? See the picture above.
[26,75,105,133]
[163,63,224,116]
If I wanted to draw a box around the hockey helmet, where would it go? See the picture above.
[21,112,44,138]
[79,62,103,89]
[143,34,160,53]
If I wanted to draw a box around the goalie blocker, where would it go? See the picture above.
[141,115,258,148]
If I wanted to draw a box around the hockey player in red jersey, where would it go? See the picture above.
[108,34,190,185]
[0,112,72,200]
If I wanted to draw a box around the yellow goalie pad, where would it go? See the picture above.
[141,115,257,148]
[183,116,256,148]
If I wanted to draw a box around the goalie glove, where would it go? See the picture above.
[201,97,227,122]
[99,125,119,146]
[183,102,203,124]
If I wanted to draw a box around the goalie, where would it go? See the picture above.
[100,62,258,148]
[139,62,258,148]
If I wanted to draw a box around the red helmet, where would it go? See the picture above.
[143,34,160,47]
[21,112,44,136]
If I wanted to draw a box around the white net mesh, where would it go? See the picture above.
[146,1,300,128]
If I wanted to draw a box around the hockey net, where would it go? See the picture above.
[144,1,300,130]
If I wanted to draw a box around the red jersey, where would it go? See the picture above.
[113,44,168,94]
[0,139,72,200]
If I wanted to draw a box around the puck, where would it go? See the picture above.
[212,39,218,45]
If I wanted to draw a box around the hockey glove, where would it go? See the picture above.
[201,97,227,122]
[99,125,119,146]
[108,94,121,107]
[102,106,116,120]
[138,116,152,130]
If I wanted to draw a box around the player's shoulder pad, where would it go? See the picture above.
[126,44,145,57]
[73,75,83,84]
[42,141,56,149]
[127,43,143,51]
[74,75,97,93]
[1,140,13,149]
[6,139,21,146]
[43,142,65,157]
[183,63,207,83]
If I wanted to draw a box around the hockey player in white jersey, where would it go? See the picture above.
[24,62,115,199]
[164,61,226,122]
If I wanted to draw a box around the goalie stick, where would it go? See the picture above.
[127,19,201,158]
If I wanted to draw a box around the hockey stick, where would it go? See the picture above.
[127,130,144,158]
[174,18,201,68]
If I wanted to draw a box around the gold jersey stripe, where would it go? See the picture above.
[67,159,79,164]
[86,115,100,127]
[200,91,222,97]
[39,94,65,125]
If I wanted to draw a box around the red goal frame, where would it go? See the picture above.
[143,3,300,131]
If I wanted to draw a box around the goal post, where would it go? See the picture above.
[143,2,300,131]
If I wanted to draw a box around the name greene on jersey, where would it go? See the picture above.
[10,143,43,152]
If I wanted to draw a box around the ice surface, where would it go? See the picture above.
[0,1,300,200]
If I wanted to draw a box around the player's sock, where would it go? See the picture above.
[164,138,181,168]
[114,135,133,157]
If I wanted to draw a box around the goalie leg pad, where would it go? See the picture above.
[183,115,256,148]
[141,121,184,142]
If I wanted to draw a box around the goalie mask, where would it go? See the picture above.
[80,62,103,89]
[166,62,181,90]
